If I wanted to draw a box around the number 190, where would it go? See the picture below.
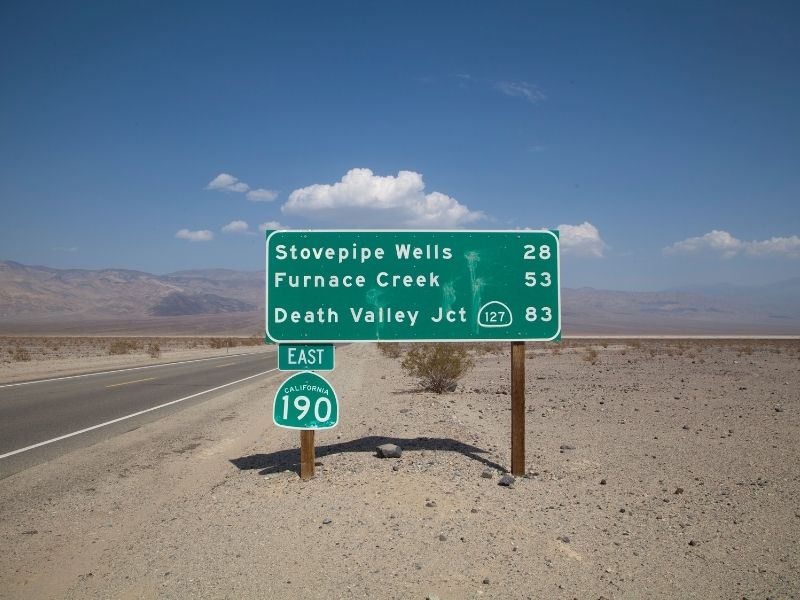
[281,394,333,422]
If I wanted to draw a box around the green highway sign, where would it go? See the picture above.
[278,344,335,371]
[273,371,339,430]
[265,229,560,342]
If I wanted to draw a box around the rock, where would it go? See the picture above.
[560,444,576,450]
[674,487,685,494]
[438,534,447,541]
[482,577,491,585]
[470,508,479,514]
[682,425,690,430]
[688,539,698,546]
[557,535,571,544]
[498,474,515,487]
[426,596,440,600]
[774,406,784,412]
[392,464,400,471]
[481,468,494,479]
[322,518,332,525]
[600,479,607,485]
[376,443,402,458]
[425,501,437,508]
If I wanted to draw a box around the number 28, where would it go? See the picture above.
[523,244,551,260]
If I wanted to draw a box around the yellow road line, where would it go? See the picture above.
[105,377,156,388]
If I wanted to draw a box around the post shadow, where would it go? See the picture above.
[230,435,505,476]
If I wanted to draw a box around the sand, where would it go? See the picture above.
[0,339,798,599]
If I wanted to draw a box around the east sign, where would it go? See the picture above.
[265,230,560,342]
[278,344,335,371]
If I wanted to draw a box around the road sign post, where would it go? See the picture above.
[273,371,339,479]
[300,430,315,480]
[265,229,560,478]
[511,341,526,476]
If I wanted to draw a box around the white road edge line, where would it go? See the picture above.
[0,351,270,389]
[0,368,277,460]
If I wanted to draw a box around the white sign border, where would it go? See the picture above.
[265,229,562,343]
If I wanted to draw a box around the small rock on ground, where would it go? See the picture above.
[498,474,515,487]
[376,443,402,458]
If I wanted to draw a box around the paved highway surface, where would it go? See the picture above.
[0,350,278,478]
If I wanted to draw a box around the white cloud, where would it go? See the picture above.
[175,229,214,242]
[557,222,606,258]
[664,230,800,259]
[206,173,250,193]
[664,230,742,258]
[246,188,278,202]
[282,168,485,228]
[744,235,800,258]
[494,81,546,104]
[258,220,287,232]
[222,220,250,234]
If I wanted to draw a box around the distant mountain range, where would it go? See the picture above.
[1,260,798,335]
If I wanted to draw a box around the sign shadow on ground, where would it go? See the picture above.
[230,435,506,476]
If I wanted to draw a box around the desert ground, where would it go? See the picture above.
[0,336,264,384]
[0,338,798,599]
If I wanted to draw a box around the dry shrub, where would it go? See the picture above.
[13,346,31,362]
[147,343,161,358]
[582,348,599,365]
[108,340,138,355]
[377,342,403,358]
[209,338,238,349]
[401,342,474,394]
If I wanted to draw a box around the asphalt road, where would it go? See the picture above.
[0,350,278,478]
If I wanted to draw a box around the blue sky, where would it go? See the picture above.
[1,1,798,290]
